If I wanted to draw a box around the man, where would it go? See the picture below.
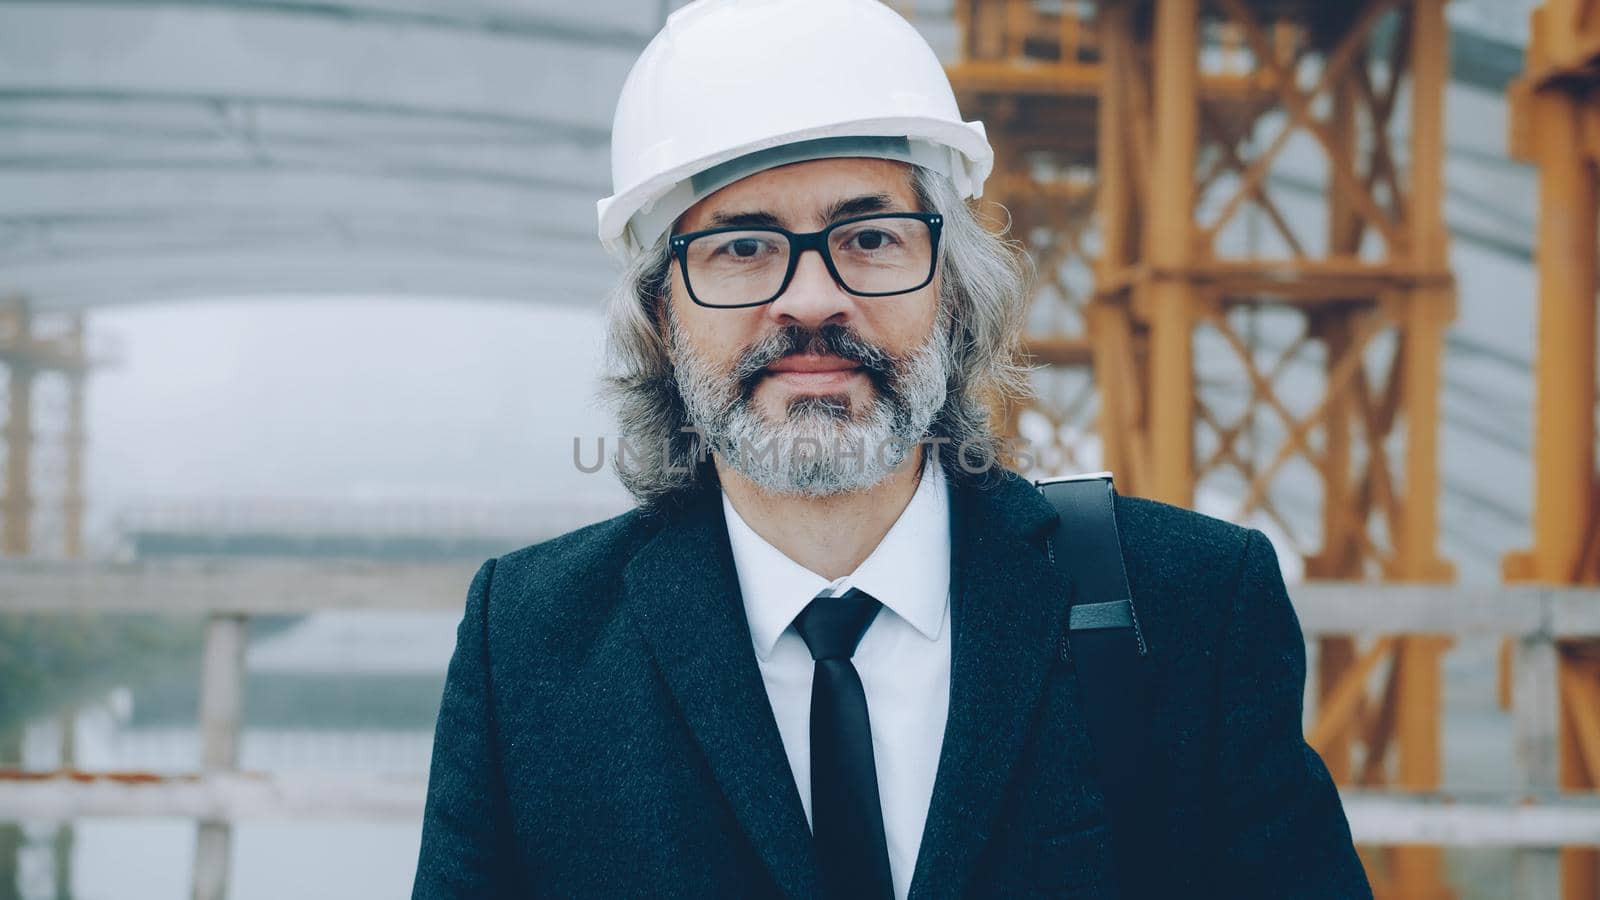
[413,1,1370,898]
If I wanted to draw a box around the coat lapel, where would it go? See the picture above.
[622,486,818,899]
[907,470,1081,900]
[621,468,1084,900]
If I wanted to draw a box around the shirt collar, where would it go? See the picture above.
[722,457,952,661]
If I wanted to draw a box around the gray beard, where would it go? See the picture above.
[669,312,952,498]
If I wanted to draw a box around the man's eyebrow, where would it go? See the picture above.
[702,193,900,231]
[820,192,895,223]
[707,210,784,228]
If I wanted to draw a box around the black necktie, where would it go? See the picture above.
[791,586,895,900]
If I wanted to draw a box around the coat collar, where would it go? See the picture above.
[621,466,1079,900]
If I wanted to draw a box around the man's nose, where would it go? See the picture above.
[766,248,852,328]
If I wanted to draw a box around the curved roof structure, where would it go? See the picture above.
[1,0,667,310]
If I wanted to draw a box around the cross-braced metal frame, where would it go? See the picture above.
[1505,1,1600,896]
[1010,1,1458,896]
[944,0,1107,478]
[0,294,94,561]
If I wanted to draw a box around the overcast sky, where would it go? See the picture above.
[82,296,636,550]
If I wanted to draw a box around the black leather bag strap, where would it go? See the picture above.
[1035,473,1152,857]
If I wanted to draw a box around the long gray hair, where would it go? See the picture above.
[597,163,1033,514]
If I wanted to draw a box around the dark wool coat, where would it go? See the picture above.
[412,465,1371,899]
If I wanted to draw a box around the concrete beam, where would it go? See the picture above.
[5,774,1599,848]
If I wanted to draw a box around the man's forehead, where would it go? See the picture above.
[677,157,918,232]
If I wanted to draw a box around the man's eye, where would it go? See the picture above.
[722,238,768,258]
[848,229,896,251]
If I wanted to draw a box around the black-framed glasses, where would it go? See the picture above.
[669,212,943,309]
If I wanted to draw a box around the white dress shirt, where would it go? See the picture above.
[721,457,952,900]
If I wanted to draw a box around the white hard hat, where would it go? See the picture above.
[596,0,994,260]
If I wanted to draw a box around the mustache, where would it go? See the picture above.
[730,324,896,399]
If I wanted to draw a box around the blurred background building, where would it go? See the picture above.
[2,1,1598,898]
